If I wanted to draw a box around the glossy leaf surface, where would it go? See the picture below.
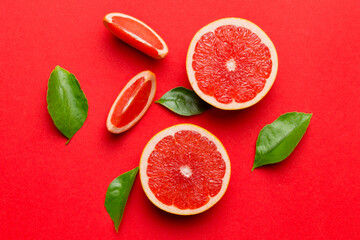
[252,112,312,170]
[156,87,211,116]
[104,167,139,232]
[47,66,88,144]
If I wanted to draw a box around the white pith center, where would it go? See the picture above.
[226,59,236,71]
[180,166,192,178]
[122,96,134,113]
[122,81,145,113]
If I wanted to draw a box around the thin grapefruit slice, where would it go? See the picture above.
[186,18,278,110]
[103,13,168,59]
[106,70,156,134]
[140,124,231,215]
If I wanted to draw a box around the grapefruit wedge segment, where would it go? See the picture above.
[186,18,278,110]
[140,124,231,215]
[106,71,156,134]
[103,13,168,59]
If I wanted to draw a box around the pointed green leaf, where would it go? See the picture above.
[46,66,88,144]
[252,112,312,171]
[105,167,139,232]
[155,87,211,116]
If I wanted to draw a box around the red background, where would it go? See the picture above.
[1,0,359,239]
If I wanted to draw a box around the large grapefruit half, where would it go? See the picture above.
[106,70,156,134]
[103,13,168,59]
[186,18,278,110]
[140,124,231,215]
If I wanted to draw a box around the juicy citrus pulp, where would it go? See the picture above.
[186,18,278,110]
[103,13,168,59]
[106,71,156,134]
[140,124,231,215]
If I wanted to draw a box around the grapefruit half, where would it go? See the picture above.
[103,13,168,59]
[186,18,278,110]
[106,70,156,134]
[140,124,231,215]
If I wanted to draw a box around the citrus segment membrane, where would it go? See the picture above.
[104,13,169,59]
[106,71,156,134]
[110,16,164,50]
[187,18,278,110]
[140,124,231,215]
[110,77,151,128]
[147,130,226,209]
[193,25,272,104]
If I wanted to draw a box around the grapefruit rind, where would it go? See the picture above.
[139,123,231,215]
[106,70,156,134]
[104,13,169,59]
[186,18,278,110]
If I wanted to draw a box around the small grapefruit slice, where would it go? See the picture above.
[103,13,168,59]
[186,18,278,110]
[106,70,156,134]
[140,124,231,215]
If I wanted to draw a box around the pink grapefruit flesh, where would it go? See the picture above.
[186,18,278,110]
[106,71,156,134]
[103,13,168,59]
[140,124,231,215]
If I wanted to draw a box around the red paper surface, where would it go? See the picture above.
[1,0,359,239]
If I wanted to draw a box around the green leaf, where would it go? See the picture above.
[105,167,139,232]
[46,66,88,144]
[252,112,312,171]
[155,87,211,116]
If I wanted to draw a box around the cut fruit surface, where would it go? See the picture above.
[140,124,231,215]
[106,71,156,134]
[103,13,168,59]
[186,18,278,110]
